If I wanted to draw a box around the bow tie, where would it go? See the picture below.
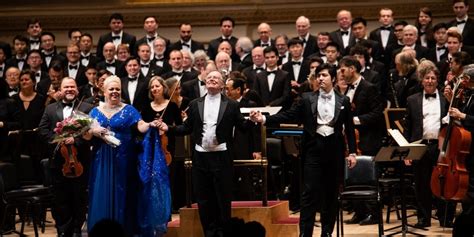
[172,72,183,77]
[437,46,447,51]
[8,87,18,93]
[199,80,206,86]
[17,58,25,62]
[292,61,301,65]
[129,77,138,82]
[69,65,78,70]
[141,64,150,68]
[280,55,287,58]
[44,53,54,58]
[419,31,426,36]
[425,93,436,99]
[255,67,265,71]
[221,37,230,42]
[341,31,349,36]
[155,57,165,62]
[321,93,332,100]
[0,66,3,71]
[457,20,466,25]
[105,62,115,67]
[111,36,120,40]
[30,39,40,44]
[261,43,269,47]
[380,26,391,31]
[267,70,276,75]
[300,38,306,43]
[148,36,156,42]
[347,84,355,90]
[81,55,89,60]
[35,72,40,77]
[181,42,190,47]
[62,101,73,107]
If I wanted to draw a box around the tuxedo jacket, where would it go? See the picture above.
[169,39,205,53]
[140,63,164,80]
[448,18,474,47]
[233,97,260,160]
[171,94,248,150]
[151,57,171,75]
[351,79,386,155]
[254,39,276,48]
[266,90,357,155]
[253,70,291,108]
[242,66,265,89]
[5,57,30,71]
[136,35,171,58]
[38,100,93,167]
[282,58,311,84]
[361,69,381,93]
[96,60,126,78]
[426,47,448,64]
[238,54,253,71]
[369,26,398,65]
[41,51,66,71]
[392,44,429,62]
[405,91,448,142]
[96,32,137,60]
[64,64,88,87]
[329,29,356,56]
[79,53,100,69]
[161,71,195,84]
[120,75,150,112]
[207,36,238,60]
[359,38,383,62]
[35,72,51,96]
[79,83,95,100]
[181,78,205,101]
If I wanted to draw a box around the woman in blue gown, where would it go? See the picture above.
[88,76,162,236]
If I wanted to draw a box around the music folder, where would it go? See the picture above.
[240,106,282,118]
[375,129,427,162]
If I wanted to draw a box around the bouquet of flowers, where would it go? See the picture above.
[52,111,93,143]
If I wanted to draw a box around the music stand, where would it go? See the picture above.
[375,145,427,236]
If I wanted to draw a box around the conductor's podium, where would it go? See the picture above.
[166,200,299,237]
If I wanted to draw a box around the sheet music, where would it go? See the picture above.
[387,129,424,147]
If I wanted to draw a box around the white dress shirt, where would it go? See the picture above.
[422,90,441,140]
[196,93,227,152]
[316,89,336,136]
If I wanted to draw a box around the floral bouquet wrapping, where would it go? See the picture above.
[52,111,93,143]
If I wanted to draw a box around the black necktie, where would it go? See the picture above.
[437,46,446,51]
[199,80,205,86]
[112,36,120,40]
[261,43,269,47]
[141,64,150,68]
[129,77,138,82]
[62,101,73,107]
[267,71,276,75]
[380,26,391,31]
[292,61,301,66]
[341,31,349,36]
[69,65,78,70]
[106,62,114,67]
[425,93,436,99]
[457,20,466,25]
[181,42,190,47]
[173,72,183,77]
[148,36,156,42]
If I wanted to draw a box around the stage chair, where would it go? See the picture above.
[336,156,384,237]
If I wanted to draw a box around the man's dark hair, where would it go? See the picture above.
[315,63,337,81]
[220,16,235,27]
[453,51,472,66]
[41,32,56,41]
[433,22,448,33]
[351,17,367,27]
[394,20,408,28]
[26,18,41,28]
[67,28,81,39]
[309,56,324,65]
[124,56,139,66]
[109,13,124,23]
[340,56,362,73]
[13,35,28,45]
[350,45,370,63]
[80,33,93,42]
[228,78,246,95]
[49,60,64,72]
[453,0,469,6]
[287,38,304,48]
[325,41,340,52]
[274,34,288,43]
[317,31,331,37]
[263,45,279,56]
[27,49,41,59]
[143,15,157,23]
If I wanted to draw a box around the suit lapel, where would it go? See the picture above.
[198,96,205,122]
[56,102,64,121]
[217,95,228,125]
[333,92,343,122]
[417,93,424,126]
[310,91,318,115]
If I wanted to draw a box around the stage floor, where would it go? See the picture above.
[4,208,453,236]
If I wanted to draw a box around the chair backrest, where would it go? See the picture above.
[344,156,377,187]
[0,162,19,191]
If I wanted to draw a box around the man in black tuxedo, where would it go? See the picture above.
[215,51,239,77]
[6,35,29,71]
[250,63,357,237]
[392,25,429,62]
[242,46,266,89]
[26,18,42,51]
[340,56,386,225]
[79,34,99,69]
[449,0,474,47]
[369,8,398,66]
[40,32,66,71]
[96,13,137,60]
[295,16,317,59]
[64,44,88,87]
[160,70,250,237]
[207,16,238,61]
[349,46,382,95]
[329,10,356,56]
[37,62,64,104]
[170,23,205,53]
[404,61,453,228]
[307,32,331,61]
[181,62,216,100]
[26,50,50,95]
[0,46,7,80]
[235,37,254,71]
[96,42,125,78]
[426,23,448,63]
[351,17,383,62]
[161,50,194,83]
[255,23,275,48]
[38,78,93,237]
[135,16,170,59]
[137,43,163,80]
[254,46,291,108]
[282,38,311,87]
[120,57,149,112]
[152,37,171,73]
[275,34,290,65]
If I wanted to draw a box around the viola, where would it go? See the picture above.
[431,76,471,201]
[60,143,84,178]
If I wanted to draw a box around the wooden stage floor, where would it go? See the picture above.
[4,208,453,236]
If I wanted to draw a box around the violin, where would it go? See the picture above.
[431,75,471,201]
[160,131,172,166]
[60,143,84,178]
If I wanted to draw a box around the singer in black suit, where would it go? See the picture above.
[120,57,150,112]
[448,1,474,47]
[170,23,204,53]
[207,16,238,61]
[251,63,357,237]
[38,78,93,237]
[160,71,250,237]
[369,26,398,66]
[404,61,452,228]
[96,13,137,60]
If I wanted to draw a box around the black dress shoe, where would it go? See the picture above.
[344,214,363,224]
[359,214,378,225]
[414,221,431,228]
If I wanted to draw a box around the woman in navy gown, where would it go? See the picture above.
[88,76,159,235]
